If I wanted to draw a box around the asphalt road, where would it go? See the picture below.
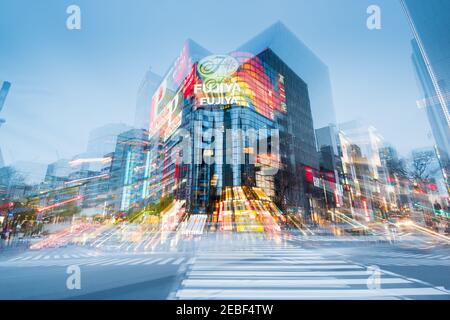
[0,231,448,300]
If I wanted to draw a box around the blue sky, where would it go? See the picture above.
[0,0,433,166]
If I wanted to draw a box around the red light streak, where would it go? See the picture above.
[362,199,370,222]
[334,189,341,208]
[37,196,82,213]
[0,202,14,210]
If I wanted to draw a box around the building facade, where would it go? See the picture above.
[110,129,151,212]
[135,69,162,130]
[402,0,450,193]
[144,32,322,225]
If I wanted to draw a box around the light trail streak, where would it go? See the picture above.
[64,173,110,186]
[397,220,450,243]
[332,210,374,233]
[69,157,112,167]
[0,202,14,210]
[36,195,82,213]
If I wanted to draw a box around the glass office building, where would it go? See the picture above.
[145,24,332,226]
[110,129,151,212]
[402,0,450,191]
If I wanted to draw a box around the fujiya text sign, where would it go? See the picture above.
[194,82,241,106]
[195,54,242,106]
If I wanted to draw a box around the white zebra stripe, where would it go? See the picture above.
[182,277,411,288]
[187,270,373,277]
[99,259,124,266]
[83,258,115,266]
[176,288,448,299]
[157,258,174,265]
[129,258,155,265]
[144,258,163,265]
[191,264,364,271]
[173,258,185,265]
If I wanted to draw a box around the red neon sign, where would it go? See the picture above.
[304,166,313,183]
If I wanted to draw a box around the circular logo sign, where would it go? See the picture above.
[197,55,239,80]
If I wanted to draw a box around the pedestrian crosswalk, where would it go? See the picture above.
[288,235,375,242]
[346,257,450,267]
[7,251,101,262]
[371,252,450,260]
[312,246,450,267]
[0,251,193,268]
[4,243,447,269]
[288,233,449,244]
[7,253,98,262]
[287,234,450,267]
[174,244,450,300]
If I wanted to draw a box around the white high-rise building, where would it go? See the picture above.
[134,68,161,130]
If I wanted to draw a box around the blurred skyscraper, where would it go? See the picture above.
[86,123,133,157]
[0,81,11,117]
[238,22,336,130]
[0,149,4,168]
[142,26,324,219]
[44,159,73,188]
[134,69,162,130]
[338,121,392,220]
[61,123,134,173]
[0,81,11,168]
[401,0,450,191]
[110,129,151,212]
[316,124,340,185]
[11,161,47,185]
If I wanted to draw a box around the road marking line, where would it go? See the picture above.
[129,258,154,265]
[187,270,372,277]
[191,265,364,270]
[144,258,163,265]
[196,254,324,259]
[194,260,347,265]
[8,256,25,262]
[175,288,448,299]
[173,258,185,265]
[157,258,174,265]
[83,258,114,266]
[113,258,144,266]
[182,278,411,287]
[99,259,124,266]
[21,256,33,261]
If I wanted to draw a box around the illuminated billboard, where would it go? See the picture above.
[149,41,209,141]
[193,52,287,120]
[150,49,289,141]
